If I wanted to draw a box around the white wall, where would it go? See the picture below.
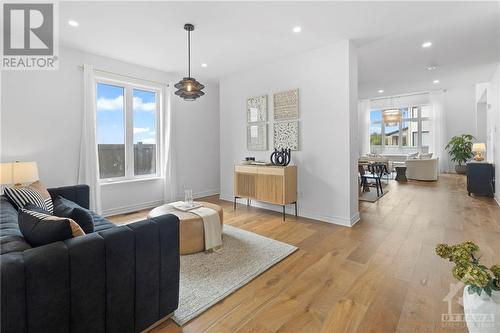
[485,65,500,204]
[219,41,359,226]
[1,46,220,216]
[442,85,477,172]
[171,83,220,199]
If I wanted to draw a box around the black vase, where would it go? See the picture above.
[270,148,291,166]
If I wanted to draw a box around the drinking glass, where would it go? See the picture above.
[184,189,193,206]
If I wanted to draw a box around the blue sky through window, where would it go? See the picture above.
[96,83,157,144]
[369,110,382,134]
[133,89,156,144]
[96,83,124,144]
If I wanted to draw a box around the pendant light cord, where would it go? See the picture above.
[188,29,191,78]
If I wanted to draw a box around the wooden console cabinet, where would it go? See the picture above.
[234,165,297,220]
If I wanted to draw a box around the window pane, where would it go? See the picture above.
[96,83,125,179]
[422,120,431,147]
[421,105,432,118]
[133,89,157,176]
[402,120,418,147]
[402,107,418,118]
[369,111,382,146]
[370,124,382,145]
[384,123,400,146]
[370,110,382,123]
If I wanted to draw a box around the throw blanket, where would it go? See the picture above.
[190,207,222,251]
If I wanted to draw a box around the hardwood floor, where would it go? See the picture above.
[108,174,500,333]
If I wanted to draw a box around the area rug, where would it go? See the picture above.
[172,225,298,326]
[358,189,389,202]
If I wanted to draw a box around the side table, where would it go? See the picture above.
[395,166,407,182]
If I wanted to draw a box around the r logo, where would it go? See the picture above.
[3,3,54,56]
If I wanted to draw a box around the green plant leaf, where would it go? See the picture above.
[446,134,475,165]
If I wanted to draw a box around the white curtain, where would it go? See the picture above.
[358,100,371,156]
[430,90,448,173]
[162,84,177,203]
[78,64,102,213]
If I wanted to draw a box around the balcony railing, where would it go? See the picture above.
[97,143,156,179]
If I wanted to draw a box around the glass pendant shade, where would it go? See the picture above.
[175,23,205,101]
[174,77,205,101]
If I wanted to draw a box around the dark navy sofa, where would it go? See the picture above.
[0,184,180,333]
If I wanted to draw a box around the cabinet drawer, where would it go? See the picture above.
[257,167,284,176]
[235,165,258,174]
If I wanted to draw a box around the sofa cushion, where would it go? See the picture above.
[91,212,117,232]
[18,208,85,247]
[0,196,31,254]
[4,181,54,213]
[53,196,94,234]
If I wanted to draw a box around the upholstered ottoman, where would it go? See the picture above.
[148,202,223,255]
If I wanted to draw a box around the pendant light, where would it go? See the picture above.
[174,23,205,101]
[383,109,401,124]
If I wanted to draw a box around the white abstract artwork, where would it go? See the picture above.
[247,95,267,123]
[273,89,299,120]
[274,121,299,151]
[247,124,267,151]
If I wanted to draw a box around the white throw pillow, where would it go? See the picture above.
[407,152,419,159]
[419,153,433,159]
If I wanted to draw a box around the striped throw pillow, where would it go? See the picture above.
[4,181,53,213]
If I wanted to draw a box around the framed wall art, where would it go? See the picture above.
[247,124,268,151]
[274,121,299,151]
[247,95,267,123]
[273,89,299,120]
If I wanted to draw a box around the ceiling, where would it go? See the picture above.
[60,1,499,98]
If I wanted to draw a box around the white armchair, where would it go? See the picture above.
[405,158,439,181]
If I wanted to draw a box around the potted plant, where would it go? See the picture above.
[436,241,500,332]
[445,134,474,174]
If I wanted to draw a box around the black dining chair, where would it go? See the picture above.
[359,164,383,196]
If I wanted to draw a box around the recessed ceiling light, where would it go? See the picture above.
[422,41,432,48]
[427,66,437,71]
[433,79,440,84]
[201,63,208,68]
[68,20,79,27]
[378,89,384,93]
[292,26,302,33]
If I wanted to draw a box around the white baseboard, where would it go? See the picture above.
[193,189,220,199]
[219,194,359,227]
[495,195,500,207]
[102,189,220,217]
[102,199,165,217]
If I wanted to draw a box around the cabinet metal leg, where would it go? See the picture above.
[283,205,286,221]
[294,202,297,217]
[234,197,237,210]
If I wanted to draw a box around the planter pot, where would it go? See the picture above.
[463,287,500,333]
[455,165,467,174]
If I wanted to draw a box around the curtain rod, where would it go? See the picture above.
[370,90,430,102]
[78,65,170,87]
